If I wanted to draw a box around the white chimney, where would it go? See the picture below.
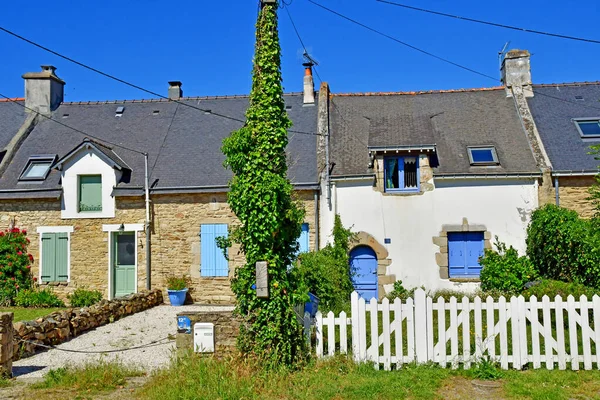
[22,65,65,114]
[168,81,183,100]
[303,62,315,105]
[501,49,532,97]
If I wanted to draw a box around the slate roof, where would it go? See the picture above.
[0,94,318,197]
[527,82,600,173]
[329,88,539,177]
[0,99,27,151]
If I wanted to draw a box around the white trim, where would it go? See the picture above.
[37,226,73,283]
[103,224,144,232]
[36,226,74,234]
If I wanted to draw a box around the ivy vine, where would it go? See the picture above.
[221,0,307,367]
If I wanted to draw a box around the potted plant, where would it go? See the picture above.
[166,275,189,306]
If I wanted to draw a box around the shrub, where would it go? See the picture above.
[386,280,410,300]
[522,279,599,299]
[166,275,189,291]
[68,287,103,308]
[290,215,355,312]
[526,204,600,288]
[0,227,34,305]
[14,288,65,308]
[480,238,537,294]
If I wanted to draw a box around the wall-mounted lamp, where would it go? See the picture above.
[118,223,125,233]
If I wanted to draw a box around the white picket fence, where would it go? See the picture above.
[314,289,600,370]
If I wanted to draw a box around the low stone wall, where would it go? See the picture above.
[12,289,163,360]
[176,307,239,355]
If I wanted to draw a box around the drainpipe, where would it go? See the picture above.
[314,190,320,250]
[554,177,560,206]
[144,153,152,290]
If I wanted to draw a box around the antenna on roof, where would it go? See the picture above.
[498,41,510,78]
[302,51,319,67]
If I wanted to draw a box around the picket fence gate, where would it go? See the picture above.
[314,289,600,371]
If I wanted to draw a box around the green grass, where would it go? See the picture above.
[502,369,600,400]
[0,307,65,322]
[32,361,143,394]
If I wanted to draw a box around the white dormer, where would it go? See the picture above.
[54,139,130,219]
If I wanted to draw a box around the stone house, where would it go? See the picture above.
[0,65,320,303]
[317,52,547,299]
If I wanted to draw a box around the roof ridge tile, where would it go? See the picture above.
[332,86,504,97]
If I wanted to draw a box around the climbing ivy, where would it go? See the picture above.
[221,0,306,367]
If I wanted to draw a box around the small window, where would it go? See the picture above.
[467,146,499,166]
[574,119,600,137]
[78,175,102,212]
[19,156,56,181]
[384,156,419,192]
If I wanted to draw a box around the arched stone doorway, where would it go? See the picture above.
[350,232,395,299]
[350,246,378,300]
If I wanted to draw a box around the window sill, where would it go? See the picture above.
[384,189,420,194]
[40,281,69,286]
[449,278,480,283]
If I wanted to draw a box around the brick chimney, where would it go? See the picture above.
[501,49,532,97]
[303,62,315,105]
[168,81,183,100]
[22,65,65,114]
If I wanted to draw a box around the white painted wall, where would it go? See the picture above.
[60,148,119,219]
[321,178,539,292]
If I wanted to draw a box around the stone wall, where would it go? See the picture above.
[12,289,163,360]
[175,308,239,355]
[556,176,595,218]
[0,313,13,378]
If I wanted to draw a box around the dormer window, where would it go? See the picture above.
[78,175,102,212]
[19,155,56,181]
[467,146,499,166]
[574,118,600,138]
[384,156,419,192]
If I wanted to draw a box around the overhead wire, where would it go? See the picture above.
[283,4,323,84]
[0,25,325,137]
[376,0,600,45]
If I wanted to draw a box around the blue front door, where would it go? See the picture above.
[350,246,378,301]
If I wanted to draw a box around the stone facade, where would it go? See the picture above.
[175,308,239,355]
[432,218,492,281]
[374,153,434,194]
[12,289,163,360]
[556,176,595,218]
[0,190,317,305]
[0,312,13,378]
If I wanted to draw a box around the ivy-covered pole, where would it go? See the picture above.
[221,0,306,366]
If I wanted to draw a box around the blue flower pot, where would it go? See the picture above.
[168,288,188,306]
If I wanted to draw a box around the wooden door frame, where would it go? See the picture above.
[103,224,143,300]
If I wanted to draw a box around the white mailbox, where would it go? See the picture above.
[193,322,215,353]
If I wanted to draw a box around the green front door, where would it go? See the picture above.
[113,232,136,298]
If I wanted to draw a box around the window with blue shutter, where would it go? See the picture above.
[297,223,309,254]
[41,232,69,282]
[384,156,419,192]
[448,232,484,278]
[200,224,228,277]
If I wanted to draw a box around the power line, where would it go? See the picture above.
[283,5,323,84]
[376,0,600,45]
[0,93,147,155]
[307,0,499,83]
[0,26,325,137]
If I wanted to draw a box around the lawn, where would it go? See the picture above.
[8,355,600,400]
[0,307,65,322]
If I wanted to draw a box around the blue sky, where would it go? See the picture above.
[1,0,599,101]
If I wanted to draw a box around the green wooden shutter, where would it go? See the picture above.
[79,175,102,212]
[56,233,69,281]
[41,233,56,282]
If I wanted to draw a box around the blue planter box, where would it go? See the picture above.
[304,292,319,318]
[168,288,188,306]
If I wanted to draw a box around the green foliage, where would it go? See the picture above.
[165,275,189,291]
[68,287,103,308]
[386,280,410,301]
[220,1,306,367]
[0,227,34,306]
[526,204,600,288]
[290,215,355,312]
[522,279,599,299]
[14,288,65,308]
[470,357,503,380]
[480,238,537,294]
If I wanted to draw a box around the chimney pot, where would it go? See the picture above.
[302,62,315,105]
[22,65,65,114]
[168,81,183,100]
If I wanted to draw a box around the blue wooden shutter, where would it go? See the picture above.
[397,157,405,189]
[448,232,465,278]
[41,233,56,282]
[56,233,69,281]
[201,224,228,277]
[298,223,309,254]
[465,232,484,277]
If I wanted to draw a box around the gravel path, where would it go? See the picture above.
[12,304,234,379]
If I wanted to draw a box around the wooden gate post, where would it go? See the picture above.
[0,312,13,378]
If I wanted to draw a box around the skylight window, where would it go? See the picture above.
[574,119,600,137]
[19,155,56,181]
[467,146,499,166]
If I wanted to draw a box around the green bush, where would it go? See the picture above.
[480,238,537,294]
[386,280,410,300]
[290,215,355,312]
[14,288,65,308]
[68,287,103,308]
[166,275,189,291]
[0,227,34,305]
[522,279,599,299]
[526,204,600,288]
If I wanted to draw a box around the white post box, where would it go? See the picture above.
[193,322,215,353]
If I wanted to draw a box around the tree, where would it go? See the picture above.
[221,0,306,366]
